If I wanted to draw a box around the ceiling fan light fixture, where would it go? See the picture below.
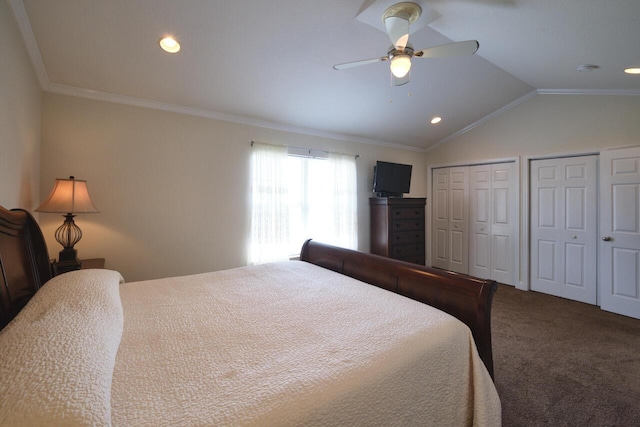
[159,36,180,53]
[390,54,411,78]
[624,67,640,75]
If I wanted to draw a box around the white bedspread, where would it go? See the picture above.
[0,269,125,426]
[111,261,501,426]
[0,261,500,426]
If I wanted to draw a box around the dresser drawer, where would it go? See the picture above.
[392,218,424,232]
[392,230,425,245]
[370,197,426,265]
[390,243,425,259]
[391,207,424,220]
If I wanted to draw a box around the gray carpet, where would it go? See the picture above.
[491,284,640,426]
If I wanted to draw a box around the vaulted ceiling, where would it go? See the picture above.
[10,0,640,150]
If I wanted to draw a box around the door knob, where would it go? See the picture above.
[602,236,612,241]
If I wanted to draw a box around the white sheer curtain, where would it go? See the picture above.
[249,143,358,265]
[249,143,290,264]
[325,152,358,249]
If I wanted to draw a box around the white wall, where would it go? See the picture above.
[0,1,41,209]
[426,94,640,165]
[40,93,427,281]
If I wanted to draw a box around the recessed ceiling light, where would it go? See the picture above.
[159,36,180,53]
[624,67,640,75]
[577,64,599,72]
[431,116,442,124]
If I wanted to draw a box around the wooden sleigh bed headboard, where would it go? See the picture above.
[0,205,497,378]
[0,207,51,330]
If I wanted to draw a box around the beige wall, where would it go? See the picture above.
[40,93,427,281]
[0,1,41,209]
[426,94,640,166]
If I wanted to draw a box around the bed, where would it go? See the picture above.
[0,206,500,426]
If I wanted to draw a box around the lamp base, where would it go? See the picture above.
[56,247,80,274]
[59,247,79,263]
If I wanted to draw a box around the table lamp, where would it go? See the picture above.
[36,176,99,270]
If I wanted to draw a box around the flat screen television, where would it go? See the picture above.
[373,161,412,197]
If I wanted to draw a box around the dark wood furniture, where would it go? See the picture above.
[0,208,51,330]
[81,258,106,269]
[0,205,497,379]
[370,197,426,264]
[51,257,106,276]
[301,239,497,378]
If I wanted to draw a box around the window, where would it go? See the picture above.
[249,142,357,264]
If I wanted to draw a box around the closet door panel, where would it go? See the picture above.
[470,165,491,278]
[431,169,450,269]
[448,167,469,274]
[434,162,516,282]
[468,163,516,284]
[531,156,597,304]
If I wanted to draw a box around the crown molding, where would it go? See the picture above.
[538,88,640,96]
[46,83,427,153]
[9,0,49,88]
[9,1,425,153]
[428,87,640,151]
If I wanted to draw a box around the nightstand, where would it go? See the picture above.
[51,258,106,276]
[80,258,106,269]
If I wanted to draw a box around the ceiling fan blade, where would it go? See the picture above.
[333,57,388,70]
[385,16,409,50]
[414,40,479,58]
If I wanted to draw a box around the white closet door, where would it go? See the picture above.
[530,156,597,304]
[470,163,516,285]
[431,167,469,274]
[599,146,640,319]
[469,166,492,279]
[431,168,450,270]
[448,167,469,274]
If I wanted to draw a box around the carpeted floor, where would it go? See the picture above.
[491,284,640,427]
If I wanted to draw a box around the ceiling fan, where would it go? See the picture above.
[333,2,479,85]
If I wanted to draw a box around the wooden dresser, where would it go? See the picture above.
[370,197,426,264]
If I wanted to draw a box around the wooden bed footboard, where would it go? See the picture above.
[300,239,497,379]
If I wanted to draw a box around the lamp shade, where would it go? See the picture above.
[36,177,99,214]
[390,54,412,78]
